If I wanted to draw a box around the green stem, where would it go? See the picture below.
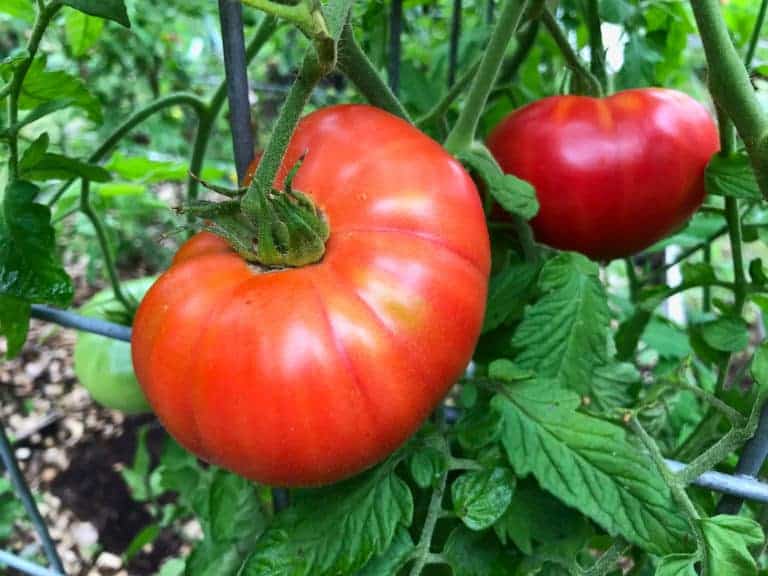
[703,244,712,312]
[6,0,63,180]
[417,55,481,127]
[691,0,768,200]
[408,465,448,576]
[541,7,603,97]
[726,197,747,312]
[496,19,540,87]
[444,0,531,154]
[48,93,206,205]
[745,0,768,68]
[448,457,484,471]
[336,23,411,121]
[680,381,746,427]
[583,0,607,92]
[79,180,132,311]
[241,52,323,215]
[629,417,707,570]
[676,420,757,485]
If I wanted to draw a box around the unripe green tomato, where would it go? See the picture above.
[74,276,157,413]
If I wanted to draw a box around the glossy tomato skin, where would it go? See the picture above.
[487,88,719,260]
[131,105,490,487]
[74,277,156,414]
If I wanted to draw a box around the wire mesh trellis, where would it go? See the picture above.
[4,1,768,574]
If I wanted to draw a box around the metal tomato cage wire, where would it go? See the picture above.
[3,2,768,575]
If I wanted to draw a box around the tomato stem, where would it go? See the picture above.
[5,0,62,181]
[444,0,534,154]
[583,0,608,93]
[408,451,449,576]
[744,0,768,69]
[540,7,603,97]
[79,180,133,313]
[691,0,768,201]
[337,24,411,122]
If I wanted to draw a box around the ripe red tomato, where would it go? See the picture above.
[131,105,490,486]
[487,88,719,260]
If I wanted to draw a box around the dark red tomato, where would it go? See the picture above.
[487,88,719,260]
[131,105,490,487]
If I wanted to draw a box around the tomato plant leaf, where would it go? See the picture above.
[494,480,592,560]
[0,180,73,306]
[442,526,518,576]
[452,467,515,531]
[511,253,611,394]
[457,147,539,220]
[61,0,130,27]
[407,434,447,489]
[705,152,761,200]
[241,456,413,576]
[64,9,105,57]
[701,515,764,576]
[590,361,640,411]
[0,50,29,76]
[700,316,750,353]
[0,295,30,358]
[655,553,698,576]
[354,528,414,576]
[20,153,112,182]
[482,260,539,333]
[16,57,102,123]
[492,380,691,555]
[0,0,34,21]
[18,133,50,174]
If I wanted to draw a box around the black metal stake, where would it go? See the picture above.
[388,0,403,96]
[448,0,462,87]
[217,0,256,182]
[0,424,64,575]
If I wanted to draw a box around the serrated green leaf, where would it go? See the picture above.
[442,526,517,576]
[17,57,102,123]
[493,381,690,555]
[482,260,539,333]
[456,407,502,451]
[0,180,73,306]
[643,318,692,359]
[458,147,539,220]
[705,153,761,200]
[452,468,515,531]
[494,480,592,560]
[701,515,764,576]
[20,153,111,182]
[751,342,768,393]
[61,0,130,27]
[700,316,749,353]
[0,295,30,358]
[615,309,652,361]
[65,9,105,57]
[354,528,414,576]
[489,358,535,382]
[590,361,639,411]
[241,457,413,576]
[207,470,267,543]
[408,445,446,489]
[655,553,697,576]
[511,253,611,393]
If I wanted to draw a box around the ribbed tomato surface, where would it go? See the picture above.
[131,105,490,486]
[487,88,719,260]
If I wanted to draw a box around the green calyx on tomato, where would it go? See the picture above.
[182,152,329,268]
[74,277,157,414]
[487,88,720,261]
[131,104,491,487]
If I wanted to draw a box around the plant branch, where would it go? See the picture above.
[388,0,403,95]
[417,56,480,127]
[444,0,531,153]
[745,0,768,68]
[582,540,627,576]
[541,7,602,96]
[409,459,448,576]
[629,416,707,569]
[337,23,411,121]
[6,0,63,180]
[79,180,132,311]
[48,93,206,206]
[691,0,768,200]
